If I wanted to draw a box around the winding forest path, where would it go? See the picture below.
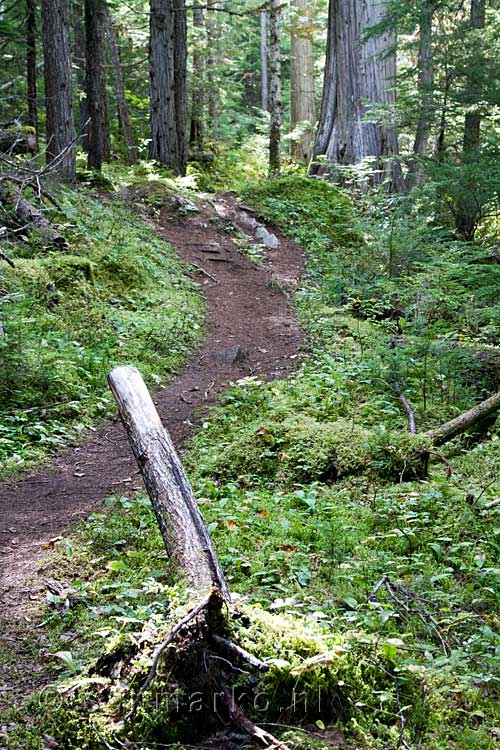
[0,193,304,625]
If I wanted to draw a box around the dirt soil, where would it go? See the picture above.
[0,193,304,707]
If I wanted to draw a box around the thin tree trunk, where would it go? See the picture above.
[290,0,315,163]
[190,2,205,151]
[41,0,76,180]
[310,0,336,175]
[174,0,188,175]
[104,7,137,163]
[71,0,89,150]
[85,0,110,170]
[260,10,268,111]
[311,0,401,189]
[408,0,434,187]
[108,365,230,600]
[455,0,486,240]
[26,0,38,150]
[206,1,219,135]
[268,0,281,175]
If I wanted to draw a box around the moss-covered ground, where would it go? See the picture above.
[0,186,203,475]
[1,174,499,749]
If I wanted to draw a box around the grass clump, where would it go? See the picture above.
[0,188,203,474]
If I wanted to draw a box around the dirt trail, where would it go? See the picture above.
[0,193,304,623]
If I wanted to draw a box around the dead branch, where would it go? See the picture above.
[190,262,219,283]
[484,498,500,510]
[392,381,416,433]
[222,687,290,750]
[0,248,15,268]
[211,634,270,672]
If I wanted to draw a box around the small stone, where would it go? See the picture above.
[237,211,258,230]
[255,225,269,242]
[262,233,279,249]
[213,346,246,366]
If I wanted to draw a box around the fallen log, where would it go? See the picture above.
[108,364,230,600]
[0,126,36,154]
[428,390,500,447]
[0,180,67,248]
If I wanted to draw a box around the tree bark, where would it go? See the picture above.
[268,0,281,175]
[174,0,188,175]
[408,0,434,187]
[190,2,205,151]
[71,0,89,150]
[85,0,110,170]
[290,0,315,163]
[104,7,137,163]
[455,0,486,240]
[26,0,39,150]
[149,0,187,175]
[108,365,230,600]
[260,10,268,111]
[206,1,219,135]
[41,0,76,181]
[310,0,401,189]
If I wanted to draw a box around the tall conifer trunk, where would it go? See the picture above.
[311,0,401,189]
[149,0,186,174]
[290,0,315,163]
[260,10,268,111]
[85,0,110,170]
[41,0,76,180]
[268,0,281,174]
[408,0,434,187]
[26,0,38,149]
[190,2,205,151]
[104,7,137,163]
[71,0,89,150]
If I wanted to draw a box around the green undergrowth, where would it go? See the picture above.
[0,187,203,474]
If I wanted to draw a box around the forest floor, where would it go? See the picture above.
[0,193,304,706]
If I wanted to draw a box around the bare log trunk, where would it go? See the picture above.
[428,390,500,447]
[290,0,315,164]
[260,10,268,111]
[0,182,66,248]
[268,0,281,174]
[108,365,230,600]
[104,7,137,163]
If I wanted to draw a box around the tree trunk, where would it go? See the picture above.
[41,0,76,181]
[71,0,89,150]
[149,0,186,175]
[407,0,434,187]
[290,0,315,164]
[206,0,219,135]
[104,7,137,163]
[26,0,39,150]
[108,365,230,600]
[174,0,188,175]
[268,0,281,175]
[190,2,205,152]
[455,0,486,240]
[310,0,401,189]
[260,10,268,111]
[85,0,110,170]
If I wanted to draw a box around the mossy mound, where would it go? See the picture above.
[194,414,432,484]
